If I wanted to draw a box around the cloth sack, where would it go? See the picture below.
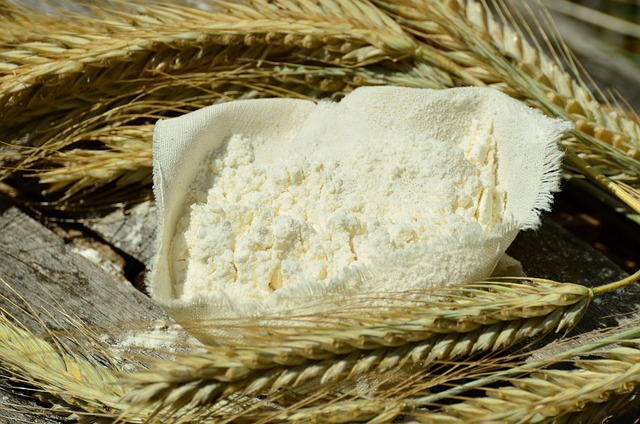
[149,86,571,326]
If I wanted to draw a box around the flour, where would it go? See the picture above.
[172,120,506,303]
[150,87,571,327]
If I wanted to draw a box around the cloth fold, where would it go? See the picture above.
[148,86,572,329]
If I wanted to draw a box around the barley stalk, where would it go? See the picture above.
[373,0,640,207]
[406,329,640,423]
[262,398,415,423]
[1,275,637,423]
[0,313,129,421]
[27,63,428,200]
[120,279,591,419]
[3,0,640,212]
[13,65,397,201]
[0,1,414,125]
[392,0,640,146]
[0,0,432,201]
[247,324,640,423]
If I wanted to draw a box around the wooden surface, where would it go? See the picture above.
[84,200,157,265]
[0,205,168,333]
[0,204,172,423]
[507,216,637,335]
[0,196,638,422]
[0,384,60,424]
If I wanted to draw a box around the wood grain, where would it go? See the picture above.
[83,200,157,265]
[0,205,168,332]
[0,202,638,422]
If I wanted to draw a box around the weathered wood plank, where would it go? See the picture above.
[83,200,157,265]
[0,205,168,331]
[509,216,628,285]
[0,204,206,422]
[0,384,61,424]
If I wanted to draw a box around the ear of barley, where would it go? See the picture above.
[0,311,130,421]
[0,0,638,212]
[9,66,382,201]
[239,324,640,423]
[0,0,436,202]
[119,279,591,420]
[26,63,439,201]
[0,0,640,212]
[371,0,640,211]
[259,398,415,423]
[1,272,637,422]
[0,1,414,126]
[400,319,640,411]
[406,337,640,423]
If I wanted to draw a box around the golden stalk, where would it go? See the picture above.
[0,1,413,125]
[1,273,638,422]
[407,329,640,423]
[120,279,591,420]
[0,312,130,421]
[374,0,640,207]
[246,323,640,423]
[1,0,639,212]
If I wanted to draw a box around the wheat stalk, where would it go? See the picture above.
[0,0,431,201]
[542,0,640,39]
[0,312,130,421]
[0,1,413,125]
[119,279,591,420]
[242,323,640,423]
[256,398,415,423]
[3,0,639,212]
[405,329,640,423]
[1,275,637,422]
[373,0,640,206]
[13,66,385,200]
[27,63,426,200]
[0,0,638,214]
[118,272,640,421]
[0,286,179,423]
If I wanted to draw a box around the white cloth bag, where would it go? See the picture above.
[149,86,571,324]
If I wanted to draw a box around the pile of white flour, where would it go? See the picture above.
[171,120,506,303]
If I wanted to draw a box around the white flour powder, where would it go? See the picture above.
[150,87,572,327]
[172,120,505,303]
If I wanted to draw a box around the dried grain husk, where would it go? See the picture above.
[121,278,591,421]
[0,0,639,213]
